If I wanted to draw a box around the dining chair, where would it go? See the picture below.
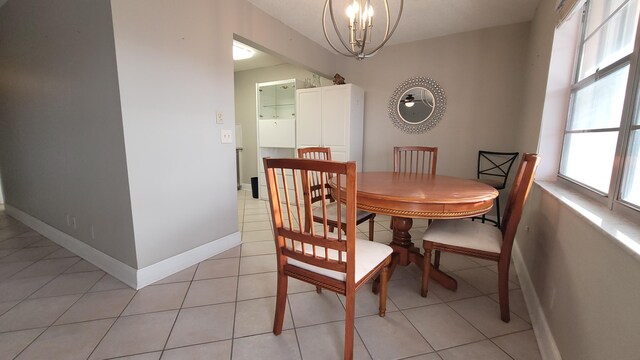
[393,146,438,174]
[298,147,377,241]
[390,146,438,230]
[263,157,392,360]
[474,151,519,228]
[420,153,540,322]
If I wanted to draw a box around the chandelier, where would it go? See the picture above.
[322,0,404,60]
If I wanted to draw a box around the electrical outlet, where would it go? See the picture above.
[66,214,71,227]
[90,225,95,239]
[221,129,233,144]
[216,112,224,124]
[72,216,78,229]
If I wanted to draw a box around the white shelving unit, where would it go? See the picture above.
[256,79,300,200]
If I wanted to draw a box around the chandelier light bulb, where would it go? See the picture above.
[323,0,404,60]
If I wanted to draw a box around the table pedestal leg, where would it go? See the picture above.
[390,216,457,291]
[390,217,420,266]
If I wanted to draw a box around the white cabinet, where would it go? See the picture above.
[258,119,296,148]
[296,84,364,169]
[256,79,300,200]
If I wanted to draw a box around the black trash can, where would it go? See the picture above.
[251,177,259,199]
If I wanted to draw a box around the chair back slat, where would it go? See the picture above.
[394,146,438,175]
[477,151,519,189]
[500,153,541,261]
[279,228,347,251]
[264,157,357,280]
[281,248,347,273]
[298,147,335,233]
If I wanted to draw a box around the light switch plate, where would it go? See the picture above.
[216,112,224,124]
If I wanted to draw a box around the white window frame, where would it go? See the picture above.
[559,0,640,216]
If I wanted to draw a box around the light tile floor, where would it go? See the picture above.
[0,192,542,359]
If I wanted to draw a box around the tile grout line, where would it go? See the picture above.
[229,195,249,358]
[286,288,304,359]
[441,293,532,350]
[487,328,531,360]
[158,260,201,358]
[396,301,438,356]
[85,277,143,360]
[10,257,89,359]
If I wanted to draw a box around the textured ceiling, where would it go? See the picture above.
[247,0,541,51]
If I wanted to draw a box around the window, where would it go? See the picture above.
[620,82,640,205]
[560,0,640,210]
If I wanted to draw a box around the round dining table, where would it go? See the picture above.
[334,171,498,291]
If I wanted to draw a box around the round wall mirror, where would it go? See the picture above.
[388,77,446,133]
[398,87,435,124]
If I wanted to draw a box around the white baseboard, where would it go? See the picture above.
[5,204,241,289]
[513,242,562,360]
[136,231,240,288]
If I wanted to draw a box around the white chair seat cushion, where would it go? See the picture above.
[287,235,392,283]
[422,219,502,254]
[312,202,372,223]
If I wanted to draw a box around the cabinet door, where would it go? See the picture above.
[296,89,322,148]
[330,149,347,162]
[258,119,296,148]
[321,86,349,152]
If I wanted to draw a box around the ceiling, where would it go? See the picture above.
[247,0,541,51]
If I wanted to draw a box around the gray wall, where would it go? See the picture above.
[0,0,137,266]
[515,0,640,358]
[234,64,331,185]
[109,0,346,268]
[0,173,4,204]
[347,22,530,178]
[519,185,640,359]
[0,0,345,270]
[345,23,530,220]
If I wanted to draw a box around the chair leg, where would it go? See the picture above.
[273,272,288,335]
[433,250,441,270]
[421,243,433,297]
[372,253,398,295]
[498,260,511,323]
[495,196,501,229]
[378,260,390,317]
[344,289,355,360]
[368,216,375,241]
[315,286,322,293]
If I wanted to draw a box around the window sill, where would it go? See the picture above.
[536,180,640,261]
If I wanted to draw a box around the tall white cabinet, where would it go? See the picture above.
[296,84,364,170]
[256,79,300,200]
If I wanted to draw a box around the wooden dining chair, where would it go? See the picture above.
[390,146,438,230]
[263,157,392,360]
[298,147,377,241]
[420,153,540,322]
[393,146,438,174]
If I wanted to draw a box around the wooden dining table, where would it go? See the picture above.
[332,171,498,291]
